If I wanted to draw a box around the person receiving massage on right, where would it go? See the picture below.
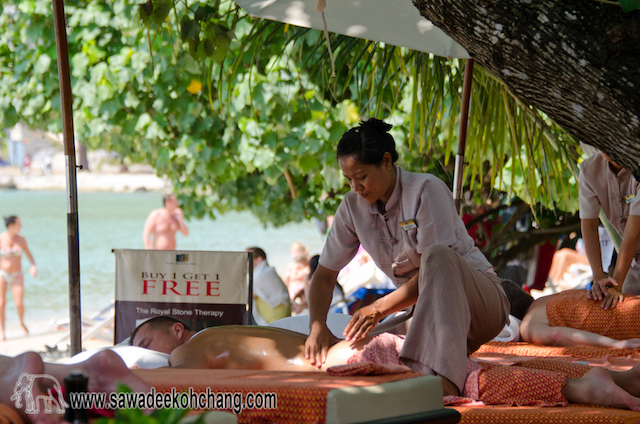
[129,316,640,411]
[501,279,640,349]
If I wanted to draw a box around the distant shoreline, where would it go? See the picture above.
[0,165,168,193]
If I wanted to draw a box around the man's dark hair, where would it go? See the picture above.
[500,279,534,320]
[247,247,267,261]
[163,194,175,206]
[336,118,399,165]
[3,215,18,228]
[129,316,192,344]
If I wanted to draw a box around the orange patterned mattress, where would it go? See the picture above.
[446,341,640,424]
[134,367,421,424]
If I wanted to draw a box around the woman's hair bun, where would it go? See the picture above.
[361,118,392,133]
[336,118,398,165]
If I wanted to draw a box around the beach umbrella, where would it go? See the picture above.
[52,0,83,356]
[233,0,473,212]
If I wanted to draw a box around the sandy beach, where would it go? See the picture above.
[0,154,167,193]
[0,156,166,362]
[0,327,112,363]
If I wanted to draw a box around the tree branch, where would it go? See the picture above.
[283,169,297,199]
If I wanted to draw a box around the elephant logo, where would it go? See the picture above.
[10,373,69,415]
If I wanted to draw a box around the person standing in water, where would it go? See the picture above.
[0,216,37,340]
[142,194,189,250]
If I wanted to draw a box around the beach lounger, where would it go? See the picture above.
[48,302,115,354]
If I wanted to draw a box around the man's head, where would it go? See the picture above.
[130,316,194,354]
[248,247,267,268]
[500,279,534,320]
[163,194,178,209]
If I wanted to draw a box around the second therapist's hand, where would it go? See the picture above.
[343,304,382,342]
[305,324,338,369]
[587,277,618,301]
[601,287,624,310]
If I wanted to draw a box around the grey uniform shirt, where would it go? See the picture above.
[319,167,495,288]
[579,154,640,255]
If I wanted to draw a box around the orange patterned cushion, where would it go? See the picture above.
[547,290,640,340]
[478,364,568,407]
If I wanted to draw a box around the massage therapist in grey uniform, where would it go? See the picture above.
[304,118,509,396]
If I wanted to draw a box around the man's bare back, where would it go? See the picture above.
[170,326,366,371]
[131,320,373,372]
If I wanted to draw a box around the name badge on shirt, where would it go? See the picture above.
[400,219,418,231]
[624,194,635,204]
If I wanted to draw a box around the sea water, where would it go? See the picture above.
[0,190,327,338]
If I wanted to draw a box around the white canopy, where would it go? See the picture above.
[234,0,470,59]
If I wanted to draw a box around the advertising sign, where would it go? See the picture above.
[114,249,251,344]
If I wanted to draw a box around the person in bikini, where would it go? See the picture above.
[0,216,37,340]
[142,194,189,250]
[128,316,640,411]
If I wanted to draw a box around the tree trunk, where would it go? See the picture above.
[413,0,640,178]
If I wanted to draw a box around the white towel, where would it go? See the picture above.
[491,315,521,343]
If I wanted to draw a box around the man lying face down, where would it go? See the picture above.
[129,316,387,371]
[128,316,640,412]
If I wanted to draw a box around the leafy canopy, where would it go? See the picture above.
[0,0,582,226]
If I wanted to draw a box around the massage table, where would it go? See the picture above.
[66,314,459,423]
[134,340,640,424]
[134,367,461,424]
[69,313,640,423]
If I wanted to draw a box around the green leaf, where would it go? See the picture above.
[33,54,51,75]
[180,18,195,42]
[180,53,201,75]
[299,155,319,172]
[254,148,275,170]
[619,0,640,12]
[152,1,172,25]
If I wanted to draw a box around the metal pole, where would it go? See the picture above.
[453,58,474,215]
[247,251,254,325]
[52,0,82,356]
